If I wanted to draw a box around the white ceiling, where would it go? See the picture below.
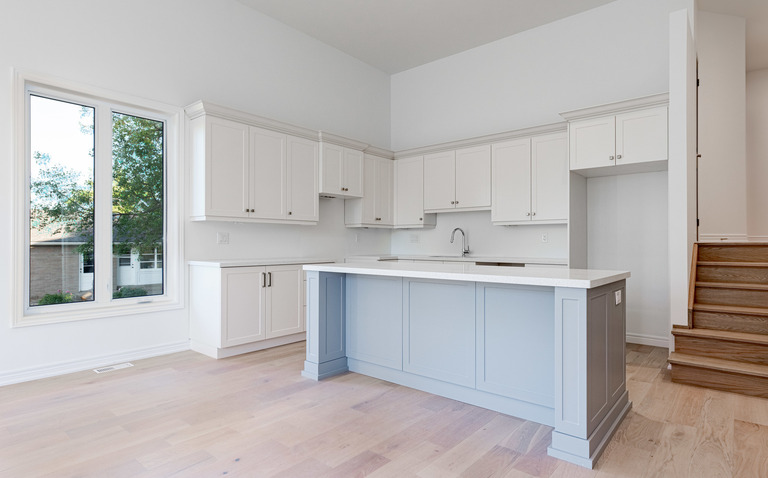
[236,0,616,74]
[237,0,768,74]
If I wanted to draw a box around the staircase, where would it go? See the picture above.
[669,243,768,397]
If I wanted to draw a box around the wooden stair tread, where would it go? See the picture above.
[671,327,768,345]
[668,352,768,378]
[698,261,768,267]
[692,303,768,317]
[695,281,768,290]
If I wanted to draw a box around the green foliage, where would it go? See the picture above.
[30,111,164,256]
[38,290,74,305]
[113,287,148,299]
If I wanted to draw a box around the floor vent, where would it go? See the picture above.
[93,363,134,374]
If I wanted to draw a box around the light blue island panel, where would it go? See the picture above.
[548,280,630,469]
[403,279,476,388]
[346,275,403,370]
[302,271,348,380]
[476,283,555,408]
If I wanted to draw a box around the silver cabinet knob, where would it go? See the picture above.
[617,154,622,159]
[609,155,615,161]
[526,212,531,216]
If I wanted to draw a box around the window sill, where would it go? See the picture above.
[15,296,183,327]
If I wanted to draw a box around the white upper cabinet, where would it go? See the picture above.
[187,101,319,224]
[394,156,436,228]
[423,145,491,212]
[492,132,568,225]
[320,142,364,198]
[563,94,669,177]
[345,153,394,228]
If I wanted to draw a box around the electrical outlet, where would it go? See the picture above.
[217,232,230,245]
[615,290,622,305]
[541,233,548,243]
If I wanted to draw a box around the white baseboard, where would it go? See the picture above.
[748,235,768,242]
[0,341,190,387]
[190,333,306,359]
[626,333,670,349]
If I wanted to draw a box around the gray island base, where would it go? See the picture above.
[301,261,631,469]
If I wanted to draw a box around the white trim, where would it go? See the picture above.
[12,69,185,327]
[698,233,749,242]
[0,340,190,386]
[559,93,670,121]
[626,332,670,349]
[190,333,306,359]
[394,122,567,158]
[748,235,768,242]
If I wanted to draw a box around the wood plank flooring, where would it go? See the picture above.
[1,342,766,477]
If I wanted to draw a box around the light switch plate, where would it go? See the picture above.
[614,290,622,305]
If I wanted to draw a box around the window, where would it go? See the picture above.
[15,73,181,325]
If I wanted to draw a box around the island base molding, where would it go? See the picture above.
[302,268,630,469]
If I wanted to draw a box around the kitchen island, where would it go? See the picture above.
[301,261,631,469]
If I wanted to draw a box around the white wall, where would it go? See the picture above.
[588,172,670,344]
[0,0,391,384]
[390,212,567,260]
[697,11,747,241]
[746,68,768,241]
[391,0,685,151]
[668,9,699,331]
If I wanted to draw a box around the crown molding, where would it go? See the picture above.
[318,131,369,151]
[394,122,567,159]
[559,93,669,121]
[184,101,319,141]
[364,146,395,159]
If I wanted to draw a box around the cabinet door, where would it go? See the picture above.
[531,132,568,222]
[615,106,668,165]
[250,127,286,220]
[394,156,426,226]
[376,157,394,225]
[360,154,377,223]
[343,148,364,197]
[206,117,249,218]
[222,267,266,347]
[320,143,343,195]
[423,151,456,211]
[455,145,491,209]
[491,138,531,223]
[265,265,303,338]
[569,116,616,170]
[287,136,319,221]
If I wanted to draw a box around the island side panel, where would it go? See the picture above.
[549,280,631,469]
[475,283,555,407]
[403,278,476,388]
[302,271,348,380]
[346,275,403,370]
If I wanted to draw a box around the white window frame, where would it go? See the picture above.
[12,70,184,326]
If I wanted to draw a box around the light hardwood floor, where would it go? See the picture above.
[2,342,767,477]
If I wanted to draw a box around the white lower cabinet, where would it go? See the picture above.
[189,262,306,358]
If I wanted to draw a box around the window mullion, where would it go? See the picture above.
[93,104,113,304]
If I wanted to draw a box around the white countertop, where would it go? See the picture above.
[189,258,334,268]
[304,261,629,289]
[347,254,567,265]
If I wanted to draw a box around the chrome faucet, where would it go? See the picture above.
[450,227,470,256]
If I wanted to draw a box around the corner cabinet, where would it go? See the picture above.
[189,260,322,359]
[423,145,491,212]
[345,153,394,227]
[394,156,436,228]
[319,133,366,198]
[562,94,668,177]
[492,132,568,225]
[187,101,319,224]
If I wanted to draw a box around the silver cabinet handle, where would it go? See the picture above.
[526,212,531,216]
[617,154,622,159]
[609,155,615,161]
[267,272,272,287]
[261,272,266,288]
[532,212,536,216]
[419,217,423,221]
